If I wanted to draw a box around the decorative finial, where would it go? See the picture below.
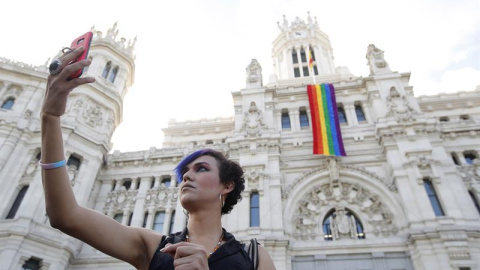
[307,11,313,24]
[106,21,119,40]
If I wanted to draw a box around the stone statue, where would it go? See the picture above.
[330,206,358,240]
[328,157,339,181]
[246,59,263,87]
[240,102,267,137]
[386,87,415,122]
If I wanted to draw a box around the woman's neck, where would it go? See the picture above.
[187,210,223,241]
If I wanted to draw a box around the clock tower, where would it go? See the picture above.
[272,13,336,81]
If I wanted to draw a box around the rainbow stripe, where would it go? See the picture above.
[307,84,346,156]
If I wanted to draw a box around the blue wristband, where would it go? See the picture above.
[38,159,67,170]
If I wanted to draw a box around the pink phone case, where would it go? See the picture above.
[67,31,93,80]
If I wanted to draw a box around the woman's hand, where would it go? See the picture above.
[42,47,95,117]
[160,242,209,270]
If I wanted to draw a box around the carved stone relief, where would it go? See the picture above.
[104,188,138,213]
[240,102,268,137]
[83,104,104,127]
[22,155,39,177]
[68,165,79,186]
[244,167,265,189]
[328,206,358,240]
[292,179,398,240]
[366,44,390,75]
[386,87,415,122]
[246,59,263,86]
[145,185,178,209]
[283,159,396,201]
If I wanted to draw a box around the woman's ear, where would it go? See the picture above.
[222,181,235,195]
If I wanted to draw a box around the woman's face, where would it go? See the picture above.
[179,155,225,211]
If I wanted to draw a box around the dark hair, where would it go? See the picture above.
[174,149,245,214]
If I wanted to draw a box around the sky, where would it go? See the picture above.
[1,0,479,153]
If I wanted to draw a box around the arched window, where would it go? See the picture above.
[303,66,310,76]
[300,47,307,63]
[122,179,132,190]
[153,211,166,233]
[294,67,301,77]
[161,176,171,187]
[21,257,42,270]
[281,109,291,129]
[1,97,15,110]
[423,178,444,216]
[102,61,112,78]
[355,104,366,122]
[439,116,449,122]
[299,107,309,128]
[322,207,365,241]
[460,115,469,121]
[6,186,29,219]
[464,151,478,165]
[250,192,260,227]
[337,105,347,124]
[109,66,119,83]
[67,154,82,170]
[292,48,298,64]
[113,213,123,223]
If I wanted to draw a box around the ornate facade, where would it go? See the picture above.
[1,15,479,270]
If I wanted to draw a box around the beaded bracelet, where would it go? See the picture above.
[38,159,67,170]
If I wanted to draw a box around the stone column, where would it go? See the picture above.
[173,199,187,232]
[164,207,173,235]
[307,109,312,130]
[0,83,11,100]
[131,178,139,190]
[153,176,161,189]
[362,104,373,124]
[290,110,299,132]
[344,104,357,126]
[130,177,151,227]
[122,210,131,226]
[275,112,282,131]
[0,129,22,170]
[146,208,155,229]
[296,47,304,77]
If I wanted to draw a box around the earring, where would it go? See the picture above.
[219,194,225,208]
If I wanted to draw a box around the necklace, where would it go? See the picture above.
[185,231,224,258]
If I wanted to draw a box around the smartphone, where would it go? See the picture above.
[67,31,93,81]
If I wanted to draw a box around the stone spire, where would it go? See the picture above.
[106,22,119,40]
[366,44,392,75]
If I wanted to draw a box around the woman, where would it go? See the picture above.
[41,46,276,269]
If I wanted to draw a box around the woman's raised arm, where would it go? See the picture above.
[41,47,161,269]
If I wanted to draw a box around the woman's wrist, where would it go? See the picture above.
[41,111,61,119]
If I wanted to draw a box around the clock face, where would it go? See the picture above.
[293,31,307,38]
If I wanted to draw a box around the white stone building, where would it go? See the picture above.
[1,15,479,270]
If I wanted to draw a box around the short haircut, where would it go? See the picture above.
[174,149,245,214]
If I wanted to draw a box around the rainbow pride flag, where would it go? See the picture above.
[307,84,346,156]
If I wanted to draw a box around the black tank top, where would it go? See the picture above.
[149,228,253,270]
